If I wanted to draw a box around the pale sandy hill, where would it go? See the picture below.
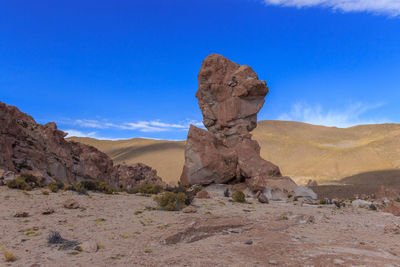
[69,121,400,184]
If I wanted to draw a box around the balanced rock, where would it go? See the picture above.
[180,54,299,196]
[0,101,163,189]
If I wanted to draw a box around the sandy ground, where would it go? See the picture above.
[1,186,400,267]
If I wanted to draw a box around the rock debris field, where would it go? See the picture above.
[1,186,400,266]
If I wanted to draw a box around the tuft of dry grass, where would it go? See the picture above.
[2,249,16,262]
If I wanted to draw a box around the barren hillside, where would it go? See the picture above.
[69,121,400,184]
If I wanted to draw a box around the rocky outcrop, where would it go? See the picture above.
[0,101,163,188]
[180,54,313,197]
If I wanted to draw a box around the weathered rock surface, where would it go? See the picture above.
[181,54,316,199]
[384,201,400,216]
[0,101,163,188]
[180,54,311,198]
[180,55,280,187]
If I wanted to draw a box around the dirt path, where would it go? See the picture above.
[1,186,399,266]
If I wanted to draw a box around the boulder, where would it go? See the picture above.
[0,169,15,185]
[195,190,211,199]
[294,186,318,201]
[0,101,163,189]
[384,201,400,216]
[80,240,98,253]
[351,199,372,209]
[180,54,307,198]
[306,179,318,187]
[384,223,400,234]
[255,191,269,204]
[63,199,80,209]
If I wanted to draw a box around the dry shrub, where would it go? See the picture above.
[232,190,246,203]
[154,192,187,211]
[2,249,16,262]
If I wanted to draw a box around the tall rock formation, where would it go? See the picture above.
[181,54,297,194]
[0,101,163,189]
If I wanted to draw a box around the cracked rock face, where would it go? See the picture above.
[0,101,163,189]
[181,54,294,193]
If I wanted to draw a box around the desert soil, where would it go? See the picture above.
[1,186,400,267]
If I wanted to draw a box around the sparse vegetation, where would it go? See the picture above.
[144,248,152,253]
[319,199,327,205]
[224,188,230,197]
[280,215,288,221]
[2,249,16,262]
[154,191,187,211]
[42,190,50,195]
[232,190,246,203]
[48,181,64,192]
[129,184,163,195]
[7,174,40,191]
[47,231,80,250]
[65,180,114,195]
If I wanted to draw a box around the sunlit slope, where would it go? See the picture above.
[68,137,186,184]
[254,121,400,183]
[69,121,400,184]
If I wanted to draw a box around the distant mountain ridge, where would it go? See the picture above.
[69,120,400,184]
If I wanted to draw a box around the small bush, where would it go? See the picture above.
[154,192,187,211]
[2,249,16,262]
[48,181,64,193]
[135,184,163,195]
[232,190,246,203]
[319,199,327,205]
[396,198,400,203]
[65,180,114,195]
[280,215,288,221]
[224,188,230,197]
[7,174,40,191]
[42,190,50,195]
[47,231,80,250]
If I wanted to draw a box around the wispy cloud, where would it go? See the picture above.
[278,102,389,127]
[263,0,400,17]
[68,119,204,133]
[64,129,117,140]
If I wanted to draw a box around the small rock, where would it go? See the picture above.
[244,240,253,245]
[182,206,197,213]
[80,240,98,253]
[14,211,29,218]
[257,192,269,204]
[306,179,318,187]
[384,223,400,234]
[63,199,80,209]
[268,260,278,265]
[351,199,372,209]
[195,190,210,199]
[333,259,345,265]
[42,208,55,215]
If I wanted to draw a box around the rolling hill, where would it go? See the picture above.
[69,120,400,185]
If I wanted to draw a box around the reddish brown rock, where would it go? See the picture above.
[195,190,211,199]
[384,201,400,216]
[181,55,279,185]
[114,163,164,190]
[0,101,163,189]
[180,54,300,196]
[306,179,318,187]
[384,223,400,234]
[63,199,80,209]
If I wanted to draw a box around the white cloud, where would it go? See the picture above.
[278,102,389,127]
[263,0,400,16]
[71,119,204,133]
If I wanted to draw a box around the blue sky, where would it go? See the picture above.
[1,0,400,140]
